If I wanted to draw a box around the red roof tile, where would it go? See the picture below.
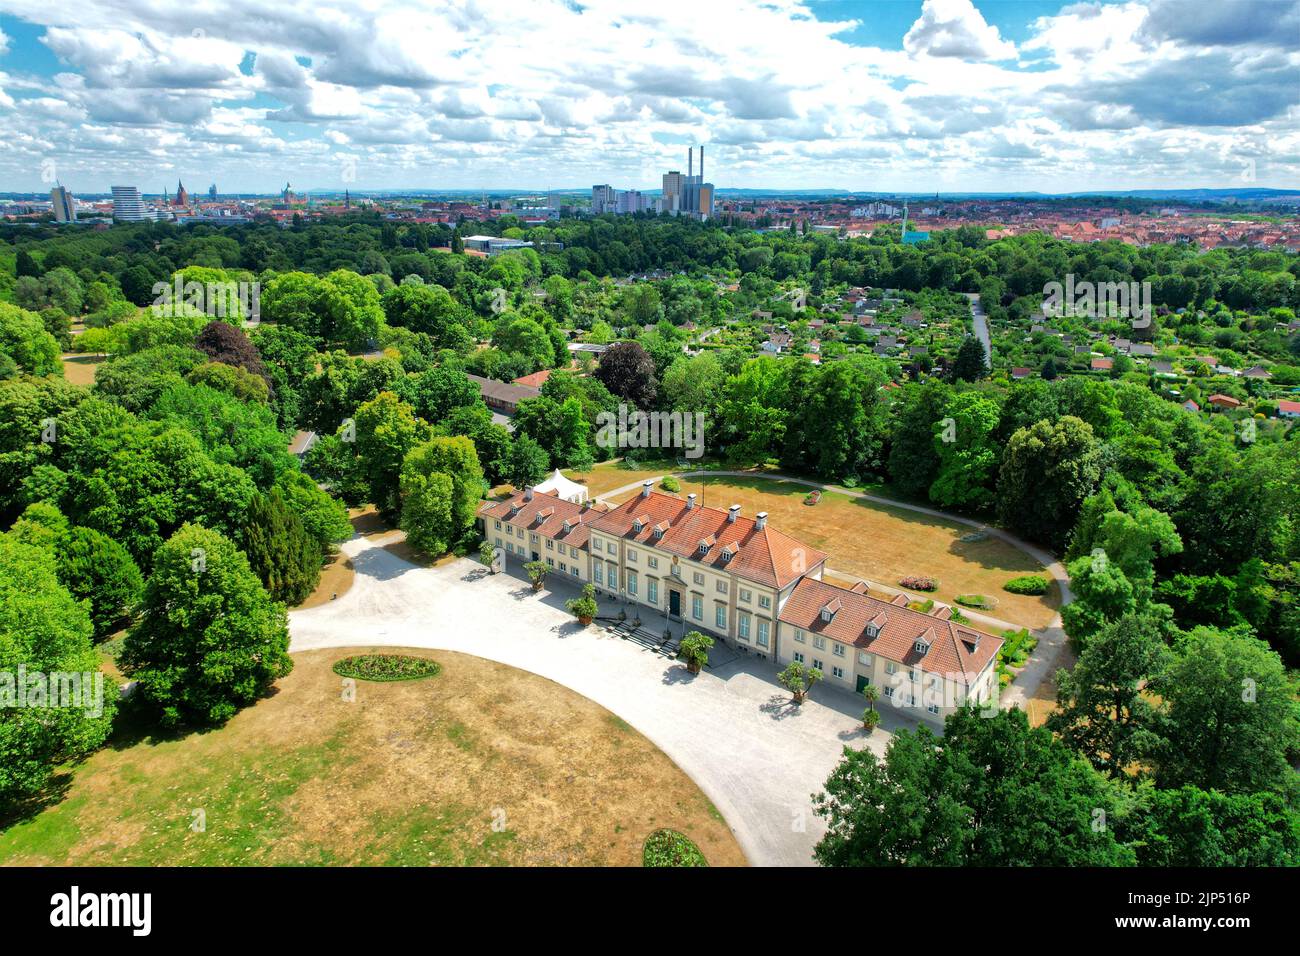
[478,489,599,548]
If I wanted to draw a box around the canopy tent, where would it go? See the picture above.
[533,468,589,505]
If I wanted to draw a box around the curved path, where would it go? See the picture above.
[290,533,920,867]
[596,470,1073,711]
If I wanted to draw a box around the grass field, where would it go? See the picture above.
[59,353,105,387]
[0,648,744,867]
[569,465,1060,630]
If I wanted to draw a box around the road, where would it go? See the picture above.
[964,292,992,368]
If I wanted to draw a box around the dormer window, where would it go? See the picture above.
[561,520,571,534]
[633,519,643,533]
[719,544,736,562]
[820,598,841,622]
[914,639,929,654]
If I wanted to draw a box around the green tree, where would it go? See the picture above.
[813,708,1132,866]
[56,526,144,639]
[122,524,291,728]
[1119,784,1300,866]
[778,660,822,703]
[504,434,549,488]
[996,416,1102,551]
[240,488,322,606]
[399,435,484,555]
[929,391,1000,510]
[949,336,988,382]
[678,630,714,674]
[353,392,431,519]
[887,379,950,498]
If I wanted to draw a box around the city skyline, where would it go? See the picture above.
[0,0,1296,194]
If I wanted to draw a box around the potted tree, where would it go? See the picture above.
[678,631,714,675]
[478,540,498,574]
[777,660,822,704]
[565,584,599,626]
[861,683,880,733]
[523,560,548,592]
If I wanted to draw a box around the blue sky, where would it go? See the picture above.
[0,0,1296,193]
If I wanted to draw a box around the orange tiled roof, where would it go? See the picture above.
[588,488,826,589]
[779,578,1002,685]
[478,489,599,548]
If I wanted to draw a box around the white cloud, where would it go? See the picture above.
[903,0,1017,61]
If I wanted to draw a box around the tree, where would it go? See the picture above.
[949,336,988,382]
[524,559,548,591]
[813,708,1132,866]
[396,366,479,422]
[0,303,61,378]
[887,379,950,498]
[194,320,269,382]
[861,683,881,732]
[0,534,116,814]
[566,584,599,626]
[504,434,548,488]
[778,660,822,703]
[678,631,714,674]
[929,391,1000,510]
[1047,614,1168,777]
[1118,784,1300,867]
[594,341,658,408]
[352,392,432,519]
[121,524,292,728]
[996,416,1102,551]
[240,488,322,606]
[399,435,484,556]
[479,538,500,573]
[1148,627,1297,795]
[56,526,144,639]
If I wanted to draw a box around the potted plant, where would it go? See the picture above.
[523,560,548,592]
[678,631,714,675]
[565,584,599,626]
[777,660,822,704]
[861,683,880,732]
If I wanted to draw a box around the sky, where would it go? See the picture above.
[0,0,1297,194]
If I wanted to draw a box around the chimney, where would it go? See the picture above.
[688,146,693,180]
[641,480,653,498]
[755,511,767,530]
[727,504,740,523]
[686,493,697,509]
[524,487,534,501]
[699,144,704,181]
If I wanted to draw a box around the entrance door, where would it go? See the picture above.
[531,551,539,561]
[668,590,681,618]
[856,674,871,694]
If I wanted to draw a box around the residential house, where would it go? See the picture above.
[1207,393,1243,410]
[467,373,540,415]
[1277,399,1300,419]
[1091,357,1113,371]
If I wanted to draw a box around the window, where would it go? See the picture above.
[927,703,941,715]
[627,570,638,596]
[494,520,501,530]
[594,563,604,584]
[627,548,637,563]
[506,542,515,554]
[546,557,553,567]
[813,636,826,651]
[794,651,805,663]
[738,613,750,640]
[693,572,704,585]
[715,605,727,629]
[716,580,728,595]
[832,666,844,680]
[607,564,618,589]
[758,595,771,610]
[559,562,567,573]
[908,668,917,681]
[812,659,823,671]
[494,537,502,549]
[793,628,806,644]
[647,579,658,605]
[739,588,752,604]
[648,556,658,570]
[832,642,845,658]
[692,595,703,620]
[757,619,770,648]
[885,662,898,675]
[858,651,873,666]
[884,685,895,700]
[546,539,553,550]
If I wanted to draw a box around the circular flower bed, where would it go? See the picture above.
[332,654,442,682]
[642,828,708,867]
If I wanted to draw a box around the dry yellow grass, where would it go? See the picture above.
[59,354,105,387]
[0,649,744,867]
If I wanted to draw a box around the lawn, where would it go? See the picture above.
[59,353,106,387]
[596,472,1060,630]
[0,648,745,867]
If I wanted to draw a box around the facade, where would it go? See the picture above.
[480,487,600,583]
[50,185,76,222]
[111,185,147,221]
[776,577,1001,726]
[465,373,540,414]
[462,234,532,256]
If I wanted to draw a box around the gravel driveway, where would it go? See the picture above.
[289,532,922,867]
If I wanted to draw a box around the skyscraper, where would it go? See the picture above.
[208,183,218,201]
[592,184,617,214]
[658,147,713,219]
[111,185,147,221]
[50,184,76,223]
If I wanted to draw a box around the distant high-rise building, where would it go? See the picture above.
[208,183,218,201]
[660,170,685,214]
[282,182,294,204]
[615,189,650,214]
[111,185,147,221]
[658,146,713,219]
[592,184,617,214]
[50,184,76,223]
[174,180,189,207]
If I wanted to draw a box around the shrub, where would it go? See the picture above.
[332,654,442,682]
[955,594,998,610]
[642,829,708,867]
[1003,575,1049,595]
[660,475,681,493]
[678,630,714,674]
[899,575,938,592]
[565,583,599,623]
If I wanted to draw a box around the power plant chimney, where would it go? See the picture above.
[688,146,693,180]
[699,145,704,182]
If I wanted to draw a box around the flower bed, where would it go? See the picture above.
[899,575,939,592]
[332,654,443,682]
[642,828,708,867]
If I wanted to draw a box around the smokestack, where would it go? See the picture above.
[727,504,740,523]
[688,146,693,180]
[700,145,704,182]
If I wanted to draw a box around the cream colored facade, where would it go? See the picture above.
[487,514,589,582]
[775,621,998,726]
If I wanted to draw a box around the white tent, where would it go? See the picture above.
[533,468,589,505]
